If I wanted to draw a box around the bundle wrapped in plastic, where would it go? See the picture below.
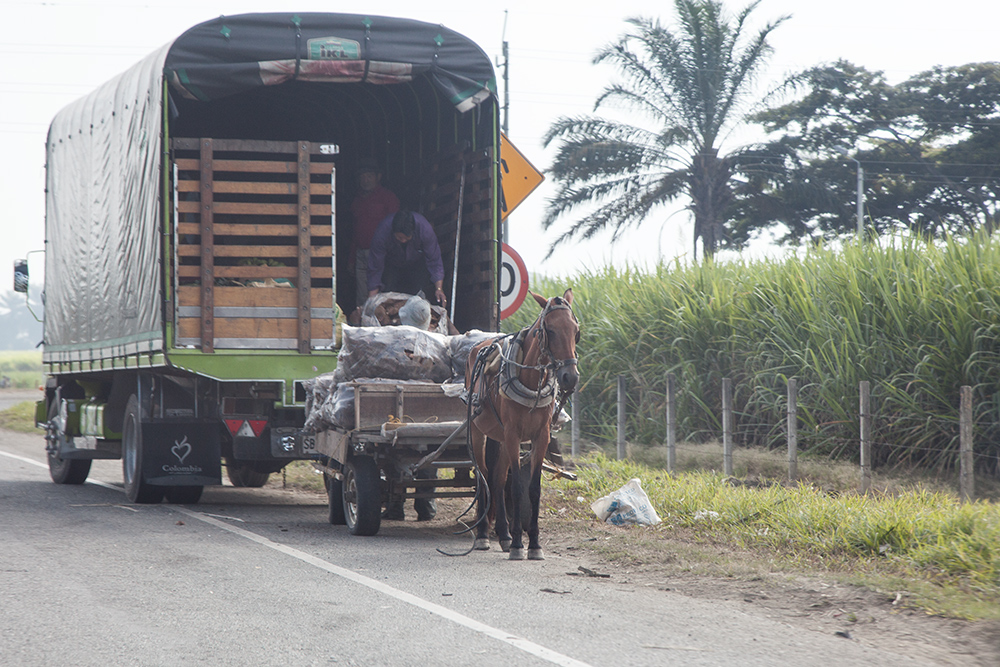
[359,291,456,334]
[301,372,339,427]
[448,329,498,378]
[302,377,355,433]
[336,324,452,383]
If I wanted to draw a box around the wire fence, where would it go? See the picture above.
[568,374,997,501]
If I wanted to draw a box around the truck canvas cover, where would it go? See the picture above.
[44,13,497,364]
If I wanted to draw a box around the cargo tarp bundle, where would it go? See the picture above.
[448,329,495,378]
[336,324,453,384]
[303,327,499,432]
[360,291,454,334]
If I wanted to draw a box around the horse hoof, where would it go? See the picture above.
[508,548,525,561]
[527,548,545,561]
[473,538,490,551]
[500,539,512,553]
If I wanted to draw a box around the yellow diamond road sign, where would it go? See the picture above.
[500,133,544,220]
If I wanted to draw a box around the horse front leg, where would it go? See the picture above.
[525,461,545,560]
[470,428,491,551]
[490,441,514,554]
[503,434,529,560]
[525,431,550,560]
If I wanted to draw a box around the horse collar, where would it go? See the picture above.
[498,331,557,408]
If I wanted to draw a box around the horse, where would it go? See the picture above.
[465,289,580,560]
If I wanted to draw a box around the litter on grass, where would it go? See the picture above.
[591,478,662,526]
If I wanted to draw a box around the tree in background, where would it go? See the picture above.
[542,0,788,260]
[742,61,1000,244]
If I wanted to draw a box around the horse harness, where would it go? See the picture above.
[471,299,579,425]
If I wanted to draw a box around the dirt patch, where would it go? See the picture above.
[404,489,1000,666]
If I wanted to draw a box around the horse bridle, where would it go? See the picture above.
[525,298,580,375]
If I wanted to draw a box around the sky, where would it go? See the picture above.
[3,0,1000,300]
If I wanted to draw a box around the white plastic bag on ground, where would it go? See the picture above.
[590,478,662,526]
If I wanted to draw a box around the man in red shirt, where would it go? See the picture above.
[349,158,399,308]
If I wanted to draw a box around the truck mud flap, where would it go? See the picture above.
[141,422,222,486]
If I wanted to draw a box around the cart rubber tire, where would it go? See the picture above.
[343,456,381,536]
[47,400,91,485]
[226,459,271,488]
[326,474,346,525]
[164,485,203,504]
[122,395,164,504]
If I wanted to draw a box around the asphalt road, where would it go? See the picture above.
[0,427,934,667]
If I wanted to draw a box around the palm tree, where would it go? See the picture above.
[543,0,788,260]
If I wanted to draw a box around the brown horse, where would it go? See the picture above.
[465,289,579,560]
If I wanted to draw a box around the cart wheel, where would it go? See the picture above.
[343,456,381,536]
[326,474,346,525]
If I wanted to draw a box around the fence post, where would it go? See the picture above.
[787,378,798,482]
[959,385,974,502]
[722,377,733,476]
[665,372,676,473]
[860,380,871,493]
[570,387,580,460]
[617,375,626,460]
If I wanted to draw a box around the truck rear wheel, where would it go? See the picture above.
[164,486,203,504]
[49,453,92,485]
[46,400,91,485]
[122,395,164,504]
[225,459,271,488]
[326,473,346,525]
[343,456,380,536]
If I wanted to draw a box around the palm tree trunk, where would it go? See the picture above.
[689,148,732,259]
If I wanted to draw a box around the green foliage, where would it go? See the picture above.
[0,401,39,433]
[748,61,1000,244]
[514,233,1000,472]
[0,350,43,388]
[559,453,1000,615]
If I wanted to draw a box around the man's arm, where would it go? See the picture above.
[416,214,447,307]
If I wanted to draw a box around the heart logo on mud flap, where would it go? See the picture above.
[171,437,192,464]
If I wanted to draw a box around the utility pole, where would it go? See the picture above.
[498,10,510,244]
[500,10,509,138]
[835,147,864,239]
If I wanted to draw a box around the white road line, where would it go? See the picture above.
[1,448,593,667]
[0,450,119,491]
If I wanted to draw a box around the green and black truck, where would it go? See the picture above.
[15,12,502,503]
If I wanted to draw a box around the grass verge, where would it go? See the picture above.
[273,460,327,494]
[550,452,1000,620]
[0,401,39,434]
[0,350,43,389]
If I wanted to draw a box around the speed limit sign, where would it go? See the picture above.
[500,243,529,319]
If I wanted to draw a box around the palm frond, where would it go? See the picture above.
[543,0,787,258]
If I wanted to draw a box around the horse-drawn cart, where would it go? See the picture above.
[312,380,476,536]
